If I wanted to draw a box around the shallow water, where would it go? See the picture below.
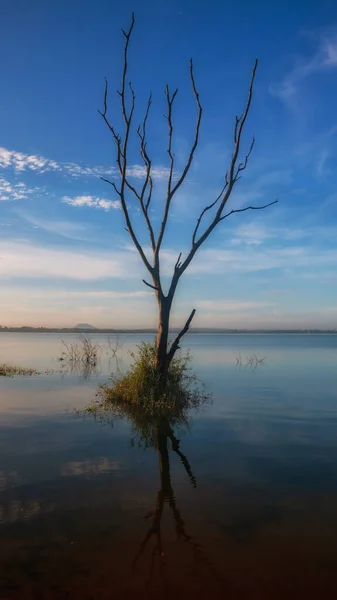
[1,333,337,599]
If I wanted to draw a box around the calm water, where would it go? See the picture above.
[1,333,337,599]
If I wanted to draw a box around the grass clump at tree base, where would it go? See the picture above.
[84,342,210,436]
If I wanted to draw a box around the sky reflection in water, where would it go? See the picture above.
[1,333,337,598]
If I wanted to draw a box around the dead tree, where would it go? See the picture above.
[99,13,277,378]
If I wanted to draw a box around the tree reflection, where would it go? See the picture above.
[83,378,226,595]
[127,415,225,596]
[132,417,195,566]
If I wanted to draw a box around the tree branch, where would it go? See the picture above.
[100,176,121,196]
[142,279,159,291]
[136,92,156,252]
[175,252,182,270]
[166,86,178,196]
[155,59,202,258]
[219,199,278,221]
[167,309,196,365]
[192,173,228,245]
[179,59,260,276]
[99,13,153,276]
[234,136,255,180]
[170,59,202,197]
[120,14,135,126]
[98,79,123,173]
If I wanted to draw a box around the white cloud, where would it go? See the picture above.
[0,145,169,180]
[270,32,337,102]
[0,147,61,174]
[0,176,40,202]
[62,195,120,211]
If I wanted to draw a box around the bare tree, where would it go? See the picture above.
[99,13,277,378]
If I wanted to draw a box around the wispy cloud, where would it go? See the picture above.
[230,221,337,246]
[0,285,155,328]
[0,240,144,281]
[270,31,337,102]
[0,146,170,180]
[74,290,151,299]
[230,223,274,246]
[316,148,331,177]
[62,195,120,211]
[0,176,41,201]
[15,210,92,241]
[187,245,337,276]
[2,287,151,301]
[195,300,274,312]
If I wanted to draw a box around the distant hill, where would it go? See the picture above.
[74,323,97,330]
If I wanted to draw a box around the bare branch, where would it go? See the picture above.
[142,279,159,291]
[192,173,229,245]
[99,68,155,253]
[166,86,179,196]
[227,59,258,188]
[219,199,278,221]
[178,59,260,277]
[98,80,121,142]
[175,252,182,270]
[137,98,154,212]
[120,13,135,126]
[170,59,202,197]
[155,59,202,258]
[98,80,125,177]
[100,177,121,196]
[135,92,156,252]
[234,136,255,180]
[100,13,153,276]
[167,309,196,365]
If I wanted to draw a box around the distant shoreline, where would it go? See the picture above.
[0,327,336,335]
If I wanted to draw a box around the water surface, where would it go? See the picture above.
[1,333,337,599]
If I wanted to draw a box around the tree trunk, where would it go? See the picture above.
[155,297,171,378]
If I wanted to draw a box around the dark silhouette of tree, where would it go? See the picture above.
[99,13,277,377]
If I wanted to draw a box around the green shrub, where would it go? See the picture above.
[82,342,210,444]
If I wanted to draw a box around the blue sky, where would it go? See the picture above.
[1,0,337,329]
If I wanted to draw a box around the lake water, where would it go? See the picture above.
[1,332,337,599]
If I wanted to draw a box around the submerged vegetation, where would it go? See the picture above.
[235,353,267,368]
[58,335,123,364]
[58,335,101,366]
[0,364,41,377]
[57,334,123,378]
[83,342,210,444]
